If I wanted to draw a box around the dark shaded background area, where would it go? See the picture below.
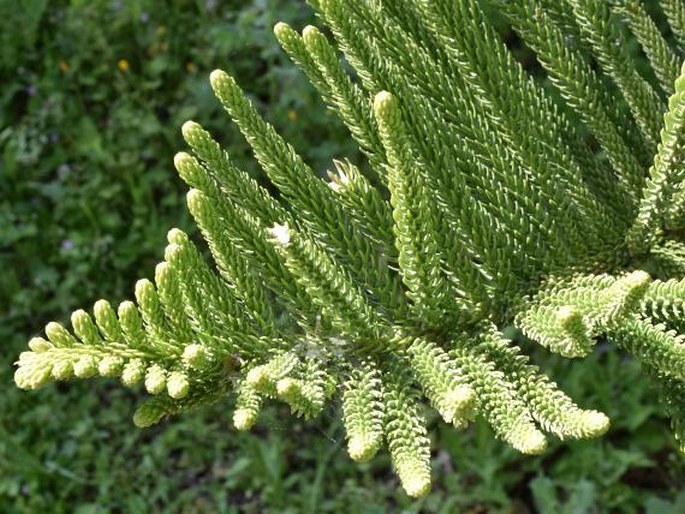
[0,1,683,512]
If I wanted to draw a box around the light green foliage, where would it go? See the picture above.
[406,338,475,428]
[13,0,685,499]
[517,271,651,357]
[383,361,432,498]
[341,359,384,462]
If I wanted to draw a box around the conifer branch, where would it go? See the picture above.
[566,0,665,149]
[14,0,685,497]
[613,0,681,97]
[662,0,685,53]
[628,62,685,253]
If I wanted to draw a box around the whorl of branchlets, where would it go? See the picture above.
[14,0,685,497]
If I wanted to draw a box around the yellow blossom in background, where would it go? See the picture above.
[59,61,70,73]
[186,61,196,73]
[287,109,298,121]
[118,59,130,72]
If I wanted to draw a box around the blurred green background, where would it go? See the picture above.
[1,0,684,512]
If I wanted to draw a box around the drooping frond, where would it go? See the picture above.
[382,361,432,498]
[341,359,385,462]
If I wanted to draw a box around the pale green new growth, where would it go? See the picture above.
[342,360,384,462]
[14,0,685,497]
[383,364,432,498]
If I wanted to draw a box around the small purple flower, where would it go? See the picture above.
[50,133,60,143]
[140,12,149,23]
[61,239,74,251]
[20,484,30,495]
[26,85,37,96]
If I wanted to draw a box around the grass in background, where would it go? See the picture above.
[1,1,683,512]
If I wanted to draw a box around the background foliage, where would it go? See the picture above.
[0,0,683,512]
